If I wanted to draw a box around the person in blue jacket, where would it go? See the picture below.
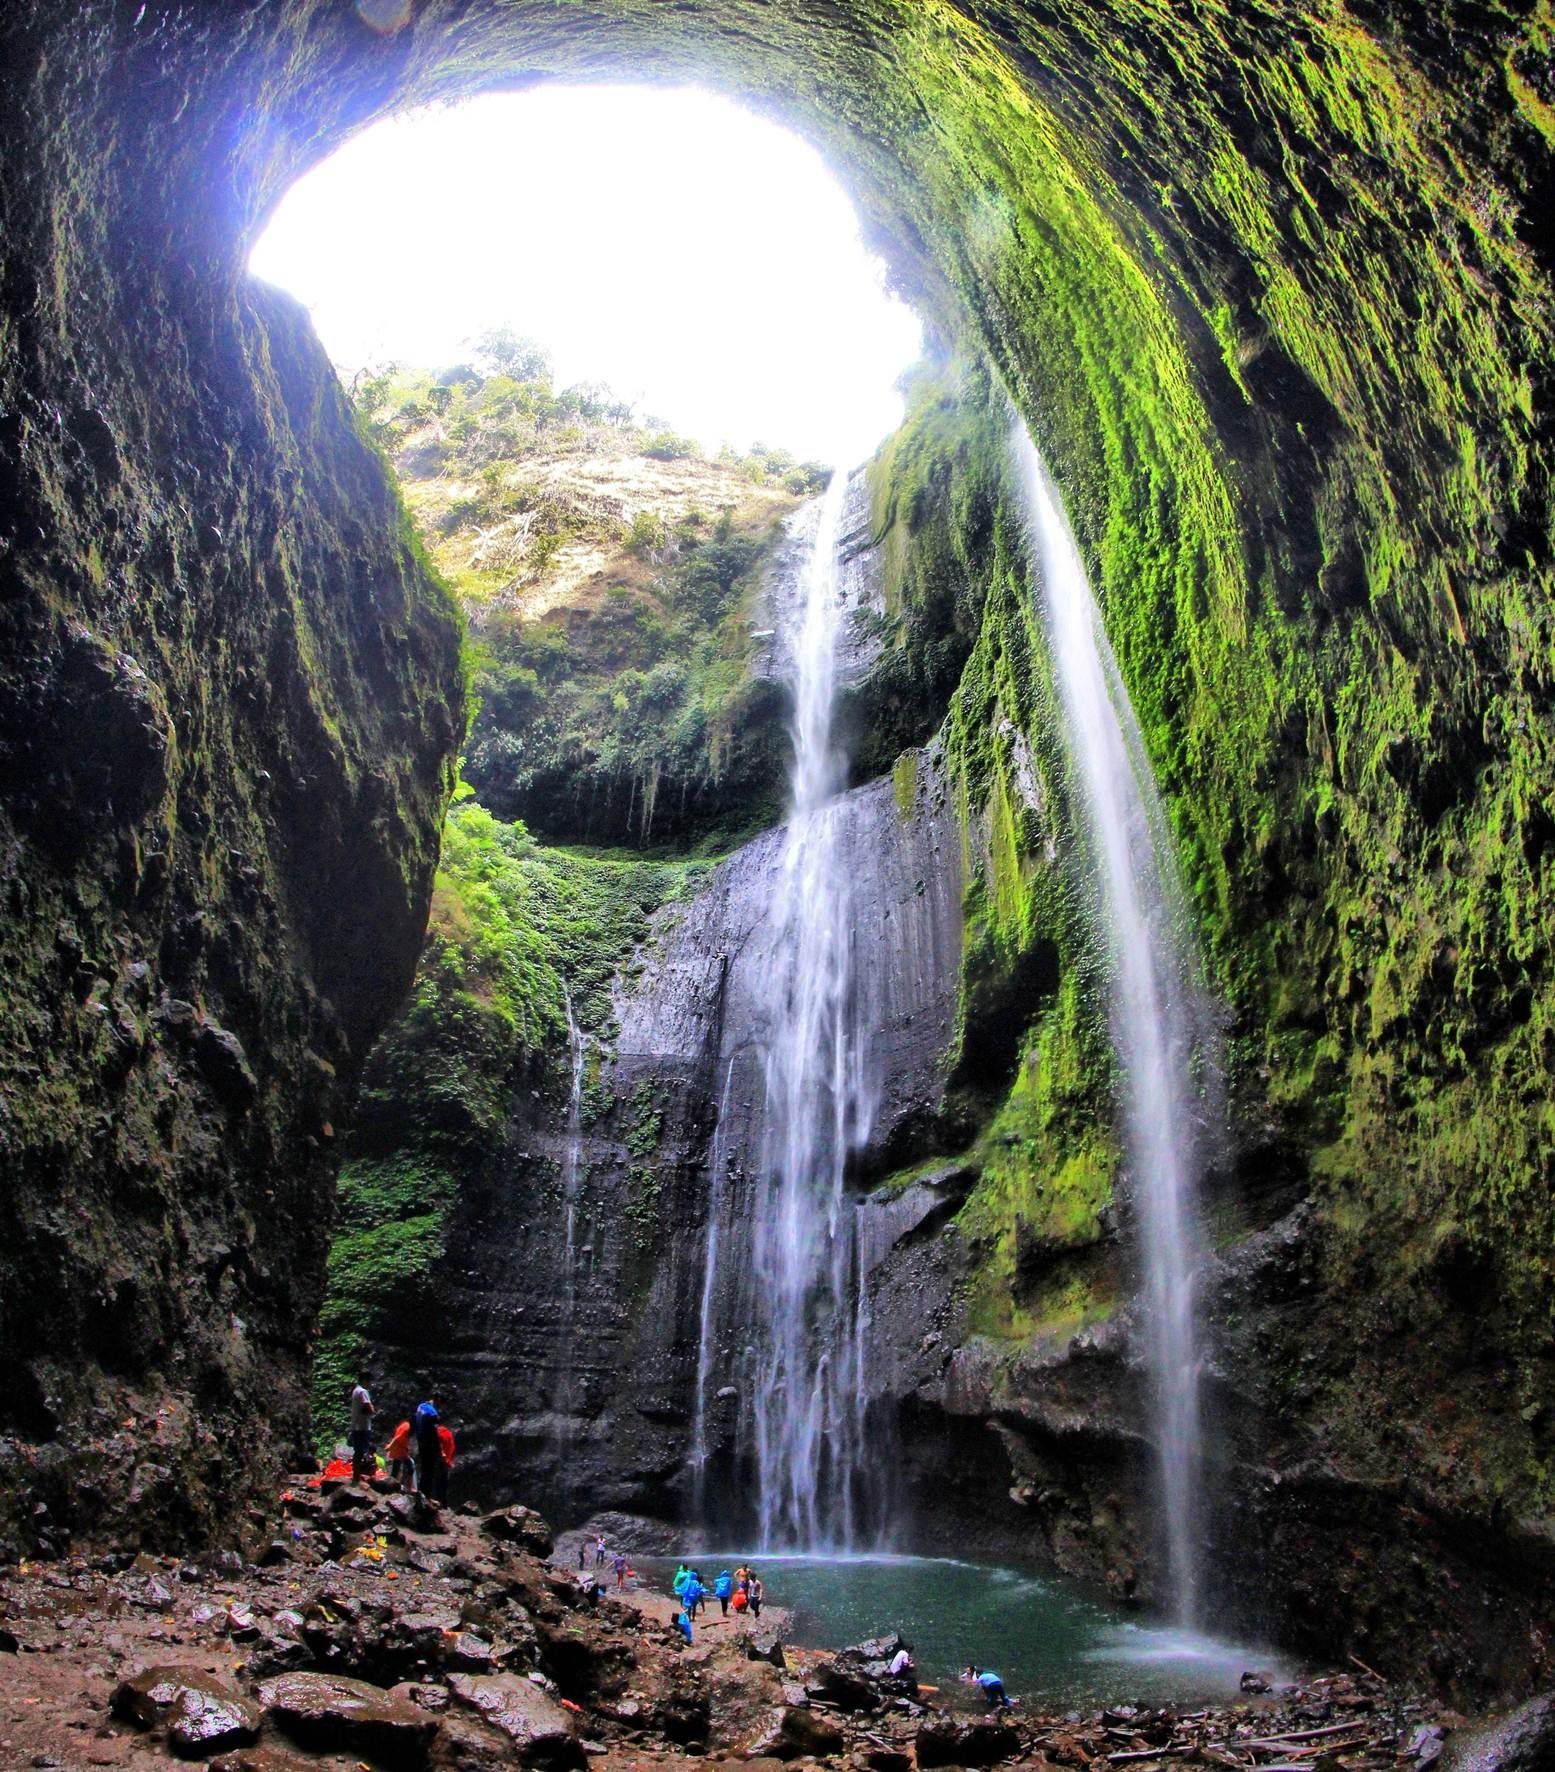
[683,1571,707,1618]
[673,1608,693,1645]
[713,1569,734,1616]
[414,1396,446,1504]
[964,1666,1013,1709]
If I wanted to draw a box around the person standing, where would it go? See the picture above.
[348,1380,375,1484]
[436,1420,456,1502]
[385,1418,414,1490]
[414,1395,446,1504]
[748,1571,763,1618]
[594,1533,607,1566]
[612,1551,628,1589]
[713,1569,733,1616]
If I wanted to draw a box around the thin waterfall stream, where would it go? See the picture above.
[685,470,881,1551]
[1011,421,1212,1625]
[750,466,877,1551]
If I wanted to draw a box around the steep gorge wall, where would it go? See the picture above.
[2,0,1553,1701]
[0,16,464,1554]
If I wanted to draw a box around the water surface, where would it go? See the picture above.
[640,1552,1278,1706]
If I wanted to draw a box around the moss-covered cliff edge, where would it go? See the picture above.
[2,0,1552,1701]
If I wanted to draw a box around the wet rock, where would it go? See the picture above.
[1446,1693,1555,1772]
[481,1504,556,1557]
[915,1716,1021,1766]
[257,1670,439,1767]
[748,1705,848,1759]
[446,1670,586,1767]
[806,1660,880,1712]
[110,1664,261,1756]
[839,1634,905,1664]
[746,1628,787,1668]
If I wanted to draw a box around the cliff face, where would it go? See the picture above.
[3,0,1554,1704]
[350,476,968,1528]
[0,20,464,1555]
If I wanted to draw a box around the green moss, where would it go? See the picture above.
[311,797,699,1446]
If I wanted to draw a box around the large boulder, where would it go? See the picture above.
[805,1659,880,1712]
[915,1716,1021,1767]
[446,1670,586,1767]
[481,1504,555,1558]
[1446,1694,1555,1772]
[111,1665,261,1757]
[748,1705,848,1760]
[257,1670,439,1768]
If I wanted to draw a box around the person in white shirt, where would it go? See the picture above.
[348,1381,375,1483]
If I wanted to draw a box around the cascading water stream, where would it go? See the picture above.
[1011,422,1211,1625]
[690,1053,739,1528]
[746,469,876,1551]
[550,989,589,1504]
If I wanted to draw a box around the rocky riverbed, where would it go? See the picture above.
[0,1474,1500,1772]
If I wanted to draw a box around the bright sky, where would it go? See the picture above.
[249,85,922,466]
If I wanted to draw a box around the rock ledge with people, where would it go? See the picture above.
[0,1474,1488,1772]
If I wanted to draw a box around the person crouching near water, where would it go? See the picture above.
[386,1418,414,1491]
[885,1643,917,1695]
[963,1666,1014,1709]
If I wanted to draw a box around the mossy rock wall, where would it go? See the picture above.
[2,0,1554,1690]
[0,14,464,1553]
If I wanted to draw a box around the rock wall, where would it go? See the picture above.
[0,15,464,1554]
[356,486,966,1528]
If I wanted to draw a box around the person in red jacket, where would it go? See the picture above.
[386,1420,413,1491]
[436,1421,456,1502]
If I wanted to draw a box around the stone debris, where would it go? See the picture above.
[0,1469,1509,1772]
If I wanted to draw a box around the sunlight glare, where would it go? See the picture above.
[249,86,922,465]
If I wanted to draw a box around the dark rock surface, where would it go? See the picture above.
[0,14,463,1557]
[112,1666,262,1756]
[256,1671,439,1766]
[359,735,965,1526]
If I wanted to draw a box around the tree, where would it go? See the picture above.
[469,327,552,384]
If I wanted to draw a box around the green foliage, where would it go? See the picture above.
[311,798,700,1447]
[464,507,790,848]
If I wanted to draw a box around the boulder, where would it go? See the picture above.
[447,1670,586,1767]
[1446,1694,1555,1772]
[111,1665,262,1757]
[748,1705,848,1759]
[481,1504,556,1558]
[746,1628,787,1668]
[915,1717,1021,1766]
[257,1670,439,1768]
[840,1634,904,1664]
[805,1660,879,1712]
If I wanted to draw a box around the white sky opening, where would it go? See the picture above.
[249,85,923,466]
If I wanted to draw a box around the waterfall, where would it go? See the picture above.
[746,468,877,1550]
[690,1053,739,1528]
[1011,422,1210,1624]
[550,988,589,1505]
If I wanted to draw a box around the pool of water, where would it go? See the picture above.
[637,1553,1283,1707]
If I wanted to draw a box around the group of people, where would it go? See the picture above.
[670,1562,763,1641]
[349,1381,456,1504]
